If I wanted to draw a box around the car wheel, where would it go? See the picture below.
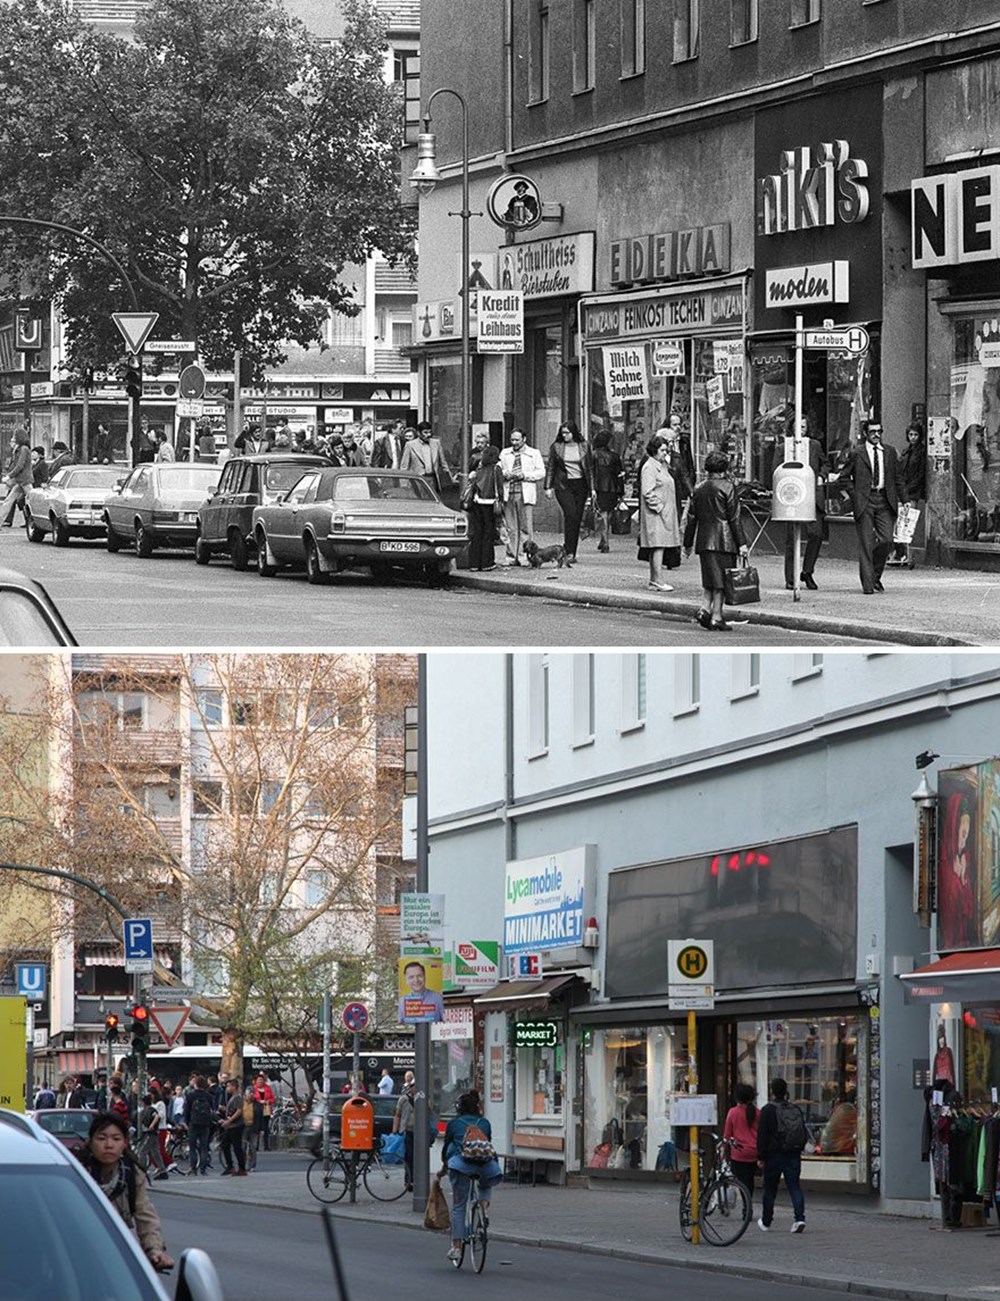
[194,529,211,565]
[105,517,123,552]
[24,511,45,543]
[305,537,329,586]
[135,522,154,558]
[426,561,452,588]
[228,529,249,572]
[255,529,277,577]
[51,515,70,547]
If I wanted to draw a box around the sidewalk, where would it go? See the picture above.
[156,1164,1000,1301]
[452,531,1000,646]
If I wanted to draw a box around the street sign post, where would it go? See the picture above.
[122,918,153,974]
[178,364,206,399]
[802,325,870,355]
[342,1002,369,1033]
[668,937,715,1245]
[15,964,46,1000]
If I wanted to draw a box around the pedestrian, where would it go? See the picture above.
[756,1077,807,1234]
[372,420,405,469]
[253,1073,276,1151]
[79,1111,174,1272]
[782,417,826,591]
[891,422,926,567]
[377,1067,395,1097]
[544,419,591,565]
[108,1082,131,1123]
[589,430,624,554]
[30,446,49,487]
[33,1082,56,1109]
[847,421,900,595]
[723,1083,759,1202]
[155,431,175,461]
[91,422,114,464]
[498,428,545,564]
[242,1086,264,1172]
[638,434,680,592]
[340,425,368,467]
[683,450,749,632]
[218,1078,247,1175]
[137,1092,169,1179]
[136,418,157,464]
[57,1074,86,1108]
[183,1074,214,1175]
[393,1071,417,1192]
[467,443,500,571]
[0,427,32,527]
[400,420,455,496]
[48,441,76,476]
[440,1090,501,1264]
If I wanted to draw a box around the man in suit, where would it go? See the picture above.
[848,422,899,594]
[400,420,454,496]
[372,420,406,469]
[783,419,827,591]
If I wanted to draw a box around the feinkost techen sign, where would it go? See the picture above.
[503,846,596,955]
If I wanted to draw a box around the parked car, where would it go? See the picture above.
[0,567,76,645]
[24,464,129,545]
[0,1108,224,1301]
[195,453,330,570]
[103,462,223,557]
[299,1092,402,1156]
[28,1108,96,1156]
[251,467,468,585]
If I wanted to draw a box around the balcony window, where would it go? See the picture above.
[730,0,758,43]
[673,0,699,61]
[620,654,646,732]
[620,0,645,76]
[528,1,549,103]
[573,0,596,93]
[790,0,820,25]
[77,690,146,730]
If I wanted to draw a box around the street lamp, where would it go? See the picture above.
[411,88,471,483]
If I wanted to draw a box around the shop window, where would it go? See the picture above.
[620,653,646,732]
[962,1006,1000,1101]
[572,653,595,747]
[673,0,699,62]
[673,654,699,716]
[790,0,820,24]
[528,1,550,103]
[527,654,549,757]
[583,1025,679,1171]
[730,0,758,44]
[944,312,1000,548]
[530,324,564,460]
[432,1035,475,1121]
[517,1022,563,1119]
[572,0,596,93]
[620,0,645,76]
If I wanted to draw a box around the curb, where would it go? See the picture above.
[154,1183,985,1301]
[451,573,972,648]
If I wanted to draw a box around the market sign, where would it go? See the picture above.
[503,845,596,955]
[476,290,524,354]
[513,1020,559,1048]
[610,223,731,286]
[498,232,595,299]
[453,940,501,990]
[602,345,648,404]
[764,261,850,308]
[911,167,1000,269]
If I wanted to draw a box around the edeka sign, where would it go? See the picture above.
[498,232,595,300]
[911,167,1000,269]
[503,846,596,955]
[582,283,744,343]
[609,223,731,287]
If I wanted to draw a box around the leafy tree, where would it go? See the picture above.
[0,0,414,377]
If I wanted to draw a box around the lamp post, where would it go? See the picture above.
[411,88,471,483]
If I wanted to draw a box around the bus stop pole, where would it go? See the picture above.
[322,992,331,1164]
[689,1008,700,1246]
[412,654,430,1215]
[792,312,805,603]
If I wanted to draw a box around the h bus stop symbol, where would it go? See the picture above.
[677,945,709,980]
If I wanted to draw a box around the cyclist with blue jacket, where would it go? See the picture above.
[440,1090,501,1262]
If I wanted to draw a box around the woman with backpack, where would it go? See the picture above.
[79,1111,174,1272]
[723,1082,759,1200]
[439,1090,501,1263]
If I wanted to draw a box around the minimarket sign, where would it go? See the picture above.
[503,845,596,955]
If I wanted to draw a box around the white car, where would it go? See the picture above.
[24,465,130,546]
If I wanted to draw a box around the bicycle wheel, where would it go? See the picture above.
[678,1169,693,1242]
[306,1155,349,1204]
[698,1175,752,1247]
[363,1151,408,1201]
[470,1200,488,1273]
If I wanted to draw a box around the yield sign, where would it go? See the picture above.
[112,312,160,354]
[148,1005,190,1048]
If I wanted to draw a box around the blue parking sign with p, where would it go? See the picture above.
[16,963,46,999]
[123,918,153,960]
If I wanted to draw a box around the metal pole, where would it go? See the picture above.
[413,654,430,1214]
[352,1028,360,1093]
[233,348,242,449]
[322,992,331,1160]
[460,99,470,485]
[688,1008,700,1246]
[792,313,804,604]
[81,387,90,463]
[22,349,30,438]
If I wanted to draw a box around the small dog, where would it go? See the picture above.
[524,539,567,568]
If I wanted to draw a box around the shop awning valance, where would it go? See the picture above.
[473,973,579,1013]
[898,950,1000,1003]
[82,945,174,967]
[56,1050,96,1074]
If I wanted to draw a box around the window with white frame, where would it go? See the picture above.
[673,0,699,61]
[620,654,647,731]
[192,779,223,817]
[791,652,824,681]
[306,692,339,730]
[572,654,595,747]
[620,0,645,76]
[142,774,181,818]
[674,655,700,715]
[528,654,550,756]
[790,0,820,25]
[305,869,330,908]
[528,1,550,103]
[259,781,283,815]
[573,0,596,92]
[730,0,758,43]
[731,653,761,700]
[77,690,146,730]
[192,688,222,728]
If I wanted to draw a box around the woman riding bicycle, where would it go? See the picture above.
[440,1090,501,1263]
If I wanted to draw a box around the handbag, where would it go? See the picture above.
[893,503,920,544]
[723,561,761,605]
[424,1175,451,1232]
[590,1142,611,1169]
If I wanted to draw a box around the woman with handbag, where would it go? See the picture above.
[683,451,748,632]
[467,444,501,571]
[590,430,624,553]
[638,435,681,591]
[253,1073,276,1151]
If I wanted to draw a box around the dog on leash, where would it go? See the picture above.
[523,539,567,569]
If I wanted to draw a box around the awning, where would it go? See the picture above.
[57,1050,96,1074]
[473,973,579,1013]
[82,945,175,967]
[898,950,1000,1003]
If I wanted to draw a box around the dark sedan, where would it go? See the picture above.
[251,467,468,585]
[103,462,223,556]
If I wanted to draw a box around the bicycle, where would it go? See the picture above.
[677,1132,753,1247]
[449,1172,488,1273]
[306,1139,407,1204]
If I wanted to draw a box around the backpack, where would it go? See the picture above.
[189,1091,212,1127]
[459,1121,495,1164]
[774,1101,807,1153]
[110,1095,130,1122]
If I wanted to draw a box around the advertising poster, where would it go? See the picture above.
[503,845,595,954]
[0,998,26,1112]
[453,940,500,990]
[706,374,726,413]
[936,760,1000,950]
[651,340,685,377]
[602,345,649,404]
[397,947,445,1023]
[431,1006,474,1042]
[489,1045,505,1102]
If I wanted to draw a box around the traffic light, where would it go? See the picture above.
[129,1003,150,1053]
[238,354,254,389]
[123,354,143,399]
[104,1013,119,1043]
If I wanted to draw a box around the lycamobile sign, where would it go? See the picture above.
[503,846,596,955]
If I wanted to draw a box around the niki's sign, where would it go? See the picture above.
[911,167,1000,268]
[757,140,870,237]
[610,223,730,286]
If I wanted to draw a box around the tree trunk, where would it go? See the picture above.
[220,1026,243,1082]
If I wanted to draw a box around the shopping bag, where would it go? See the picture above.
[893,503,920,545]
[380,1132,405,1164]
[424,1175,451,1232]
[723,562,761,605]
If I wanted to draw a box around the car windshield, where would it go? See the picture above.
[60,470,122,489]
[0,1166,162,1301]
[35,1112,93,1137]
[157,466,221,489]
[330,474,438,503]
[265,463,317,494]
[0,588,72,647]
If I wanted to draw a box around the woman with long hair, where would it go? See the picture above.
[544,419,592,564]
[723,1083,759,1200]
[440,1089,502,1263]
[79,1111,174,1272]
[938,792,976,948]
[590,429,624,553]
[468,444,501,571]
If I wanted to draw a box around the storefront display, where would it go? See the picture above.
[941,311,1000,548]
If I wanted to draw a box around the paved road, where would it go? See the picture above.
[157,1193,846,1301]
[1,531,862,646]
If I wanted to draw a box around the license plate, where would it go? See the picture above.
[182,512,197,522]
[380,540,420,553]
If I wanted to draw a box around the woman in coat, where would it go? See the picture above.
[79,1111,174,1271]
[892,422,927,566]
[544,419,592,564]
[639,435,681,591]
[683,451,748,631]
[467,443,500,571]
[590,430,624,553]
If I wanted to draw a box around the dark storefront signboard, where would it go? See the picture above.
[754,84,883,327]
[582,281,744,343]
[605,826,858,1000]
